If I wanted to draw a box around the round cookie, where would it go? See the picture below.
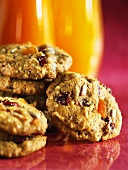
[0,132,46,158]
[0,43,72,80]
[0,96,47,136]
[46,72,122,142]
[0,73,50,95]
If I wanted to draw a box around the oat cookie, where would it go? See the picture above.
[0,132,46,158]
[0,91,54,131]
[0,73,50,95]
[0,96,47,136]
[0,43,72,80]
[0,91,47,111]
[46,72,122,142]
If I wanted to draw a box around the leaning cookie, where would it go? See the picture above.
[0,73,50,95]
[46,72,122,142]
[0,43,72,80]
[0,132,46,158]
[0,97,47,136]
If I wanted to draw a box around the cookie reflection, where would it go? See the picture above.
[46,133,120,170]
[0,148,46,170]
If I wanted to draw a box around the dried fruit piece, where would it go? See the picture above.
[110,122,115,130]
[97,99,106,118]
[38,56,47,66]
[21,46,37,55]
[81,99,91,107]
[0,100,19,107]
[38,45,55,54]
[12,136,30,144]
[38,45,46,52]
[30,118,40,125]
[102,116,109,122]
[55,92,70,106]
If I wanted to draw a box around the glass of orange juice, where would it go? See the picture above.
[51,0,104,77]
[0,0,54,45]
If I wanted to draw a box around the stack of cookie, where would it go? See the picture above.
[0,43,72,110]
[0,96,47,157]
[0,43,72,157]
[0,43,122,157]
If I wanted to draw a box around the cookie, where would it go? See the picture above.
[0,96,47,136]
[0,91,55,131]
[0,73,50,95]
[0,132,46,157]
[46,72,122,142]
[0,91,47,111]
[0,43,72,80]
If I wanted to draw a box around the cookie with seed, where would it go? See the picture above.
[46,72,122,142]
[0,91,47,111]
[0,91,54,131]
[0,132,46,158]
[0,73,50,95]
[0,43,72,80]
[0,96,47,136]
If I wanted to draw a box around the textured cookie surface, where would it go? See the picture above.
[0,43,72,80]
[0,97,47,136]
[0,91,54,131]
[0,91,47,111]
[0,132,46,158]
[46,72,122,142]
[0,73,50,95]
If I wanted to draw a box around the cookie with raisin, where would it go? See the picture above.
[0,91,47,111]
[0,96,47,136]
[46,72,122,142]
[0,91,55,131]
[0,43,72,80]
[0,132,46,158]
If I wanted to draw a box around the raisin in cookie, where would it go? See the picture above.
[0,43,72,80]
[0,97,47,136]
[0,73,50,95]
[46,72,122,142]
[0,91,47,111]
[0,132,46,158]
[0,92,54,131]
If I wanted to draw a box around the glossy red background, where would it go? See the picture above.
[0,0,128,169]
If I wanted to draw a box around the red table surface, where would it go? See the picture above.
[0,0,128,169]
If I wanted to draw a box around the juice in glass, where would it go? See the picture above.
[0,0,54,45]
[52,0,103,77]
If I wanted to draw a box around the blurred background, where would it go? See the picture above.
[98,0,128,119]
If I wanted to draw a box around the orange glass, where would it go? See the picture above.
[0,0,54,45]
[51,0,104,77]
